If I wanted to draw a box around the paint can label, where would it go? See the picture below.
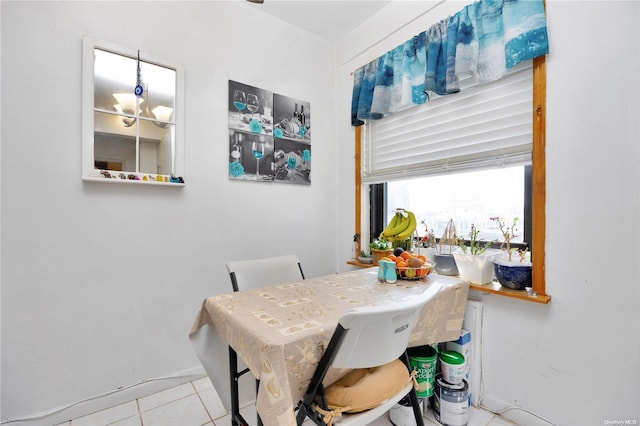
[433,375,469,426]
[408,345,438,397]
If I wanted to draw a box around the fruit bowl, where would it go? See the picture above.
[396,261,435,280]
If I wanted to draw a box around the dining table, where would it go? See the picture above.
[189,267,470,426]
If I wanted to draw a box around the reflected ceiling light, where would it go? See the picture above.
[113,93,144,127]
[151,105,174,129]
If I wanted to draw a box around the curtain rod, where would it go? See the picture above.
[344,0,446,75]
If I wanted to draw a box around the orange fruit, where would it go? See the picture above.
[417,254,427,262]
[416,268,426,277]
[400,252,411,260]
[396,261,408,268]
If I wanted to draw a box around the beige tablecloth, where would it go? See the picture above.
[189,268,469,426]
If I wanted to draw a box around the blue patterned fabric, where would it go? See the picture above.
[351,0,549,126]
[410,32,428,105]
[503,0,549,68]
[455,4,479,77]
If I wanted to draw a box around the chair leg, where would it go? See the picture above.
[230,346,263,426]
[256,379,263,426]
[401,351,425,426]
[229,347,242,426]
[408,388,425,426]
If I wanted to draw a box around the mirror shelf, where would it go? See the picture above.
[82,175,185,187]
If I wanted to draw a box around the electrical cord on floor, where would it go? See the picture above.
[475,306,558,426]
[478,402,560,426]
[0,372,207,424]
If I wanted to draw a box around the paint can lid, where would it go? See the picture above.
[439,350,465,365]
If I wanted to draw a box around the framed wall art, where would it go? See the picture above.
[228,80,311,185]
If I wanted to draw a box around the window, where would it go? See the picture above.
[386,166,528,244]
[82,38,185,185]
[355,57,549,303]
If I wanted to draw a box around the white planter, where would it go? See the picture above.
[453,253,498,284]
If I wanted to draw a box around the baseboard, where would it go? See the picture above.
[1,366,207,426]
[479,393,555,426]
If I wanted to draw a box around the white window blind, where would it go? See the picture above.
[362,61,533,184]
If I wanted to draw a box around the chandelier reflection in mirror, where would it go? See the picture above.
[112,93,142,127]
[102,50,176,129]
[151,105,174,128]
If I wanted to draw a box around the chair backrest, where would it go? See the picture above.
[225,254,305,292]
[331,282,443,369]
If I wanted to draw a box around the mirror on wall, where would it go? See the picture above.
[82,38,185,185]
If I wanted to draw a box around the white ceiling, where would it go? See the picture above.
[245,0,392,41]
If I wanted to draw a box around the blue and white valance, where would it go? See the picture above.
[351,0,549,126]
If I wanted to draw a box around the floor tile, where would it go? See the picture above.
[488,415,517,425]
[494,408,546,426]
[198,388,227,420]
[469,405,496,425]
[109,415,142,426]
[63,379,505,426]
[138,382,195,412]
[212,413,231,426]
[238,402,259,425]
[70,401,138,426]
[140,394,211,426]
[192,376,214,393]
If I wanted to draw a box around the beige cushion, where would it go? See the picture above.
[324,359,411,413]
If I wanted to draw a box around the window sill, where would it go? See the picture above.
[469,281,551,304]
[346,260,376,268]
[346,261,551,304]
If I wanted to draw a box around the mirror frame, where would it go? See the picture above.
[82,37,185,186]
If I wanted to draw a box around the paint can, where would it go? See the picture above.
[439,350,465,385]
[389,394,424,426]
[407,345,438,398]
[433,374,469,426]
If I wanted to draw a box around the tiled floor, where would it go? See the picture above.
[57,376,515,426]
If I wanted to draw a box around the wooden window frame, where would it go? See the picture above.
[353,56,550,304]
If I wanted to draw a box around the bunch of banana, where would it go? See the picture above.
[380,209,417,242]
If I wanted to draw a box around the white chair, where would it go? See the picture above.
[295,282,442,426]
[227,254,305,293]
[226,255,305,426]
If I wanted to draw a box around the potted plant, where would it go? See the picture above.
[490,217,532,290]
[357,250,373,265]
[370,238,393,266]
[417,220,437,262]
[453,224,497,284]
[433,219,459,276]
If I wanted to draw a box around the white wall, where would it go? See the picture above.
[1,1,340,420]
[335,1,640,424]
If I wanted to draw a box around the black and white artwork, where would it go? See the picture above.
[272,93,311,143]
[228,80,311,184]
[228,81,273,136]
[228,130,274,181]
[273,138,311,184]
